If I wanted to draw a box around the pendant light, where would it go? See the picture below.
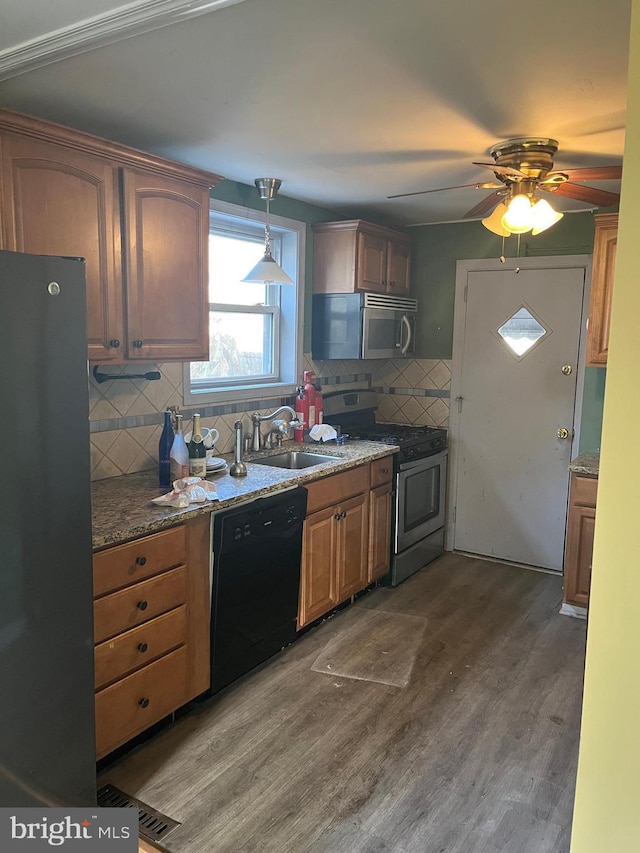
[482,189,564,238]
[242,178,294,284]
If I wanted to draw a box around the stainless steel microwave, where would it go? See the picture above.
[311,292,418,360]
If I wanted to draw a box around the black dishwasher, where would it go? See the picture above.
[210,487,307,693]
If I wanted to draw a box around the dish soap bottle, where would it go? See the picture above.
[188,413,207,478]
[170,414,190,482]
[158,410,174,488]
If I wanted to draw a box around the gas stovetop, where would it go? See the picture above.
[347,422,447,461]
[322,389,448,463]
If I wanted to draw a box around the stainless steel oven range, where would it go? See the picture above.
[323,390,448,586]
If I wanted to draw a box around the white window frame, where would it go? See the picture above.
[183,199,305,404]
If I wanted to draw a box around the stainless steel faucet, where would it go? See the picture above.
[250,406,299,451]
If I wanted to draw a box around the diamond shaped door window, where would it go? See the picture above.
[497,306,548,358]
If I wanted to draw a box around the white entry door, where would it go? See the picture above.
[451,261,587,571]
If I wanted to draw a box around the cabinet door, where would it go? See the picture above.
[368,484,392,582]
[121,168,209,361]
[299,506,337,628]
[587,214,617,366]
[386,238,411,295]
[356,231,387,293]
[564,504,596,609]
[0,133,123,362]
[336,492,369,601]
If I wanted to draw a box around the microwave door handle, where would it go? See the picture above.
[400,314,412,355]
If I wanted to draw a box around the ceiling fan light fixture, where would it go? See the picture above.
[241,177,294,285]
[481,202,511,237]
[501,194,533,234]
[530,198,564,235]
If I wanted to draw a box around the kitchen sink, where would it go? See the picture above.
[250,451,341,469]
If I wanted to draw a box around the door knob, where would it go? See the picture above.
[557,428,570,440]
[561,365,573,375]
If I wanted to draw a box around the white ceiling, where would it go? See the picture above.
[0,0,631,226]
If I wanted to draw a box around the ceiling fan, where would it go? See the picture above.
[389,137,622,236]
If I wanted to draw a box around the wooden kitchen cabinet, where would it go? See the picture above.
[587,213,618,366]
[368,456,394,582]
[563,473,598,613]
[0,109,221,363]
[92,515,210,759]
[312,220,411,296]
[298,456,394,628]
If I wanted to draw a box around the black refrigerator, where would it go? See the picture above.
[0,250,96,806]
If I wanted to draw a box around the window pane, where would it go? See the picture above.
[209,233,267,305]
[191,311,274,381]
[497,306,547,357]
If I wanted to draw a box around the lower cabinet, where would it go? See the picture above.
[563,473,598,611]
[298,456,393,628]
[92,515,210,759]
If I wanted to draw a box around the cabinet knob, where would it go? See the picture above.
[389,280,395,288]
[109,338,120,348]
[135,555,147,566]
[138,698,150,709]
[334,513,341,521]
[133,339,143,348]
[137,600,148,611]
[138,642,148,653]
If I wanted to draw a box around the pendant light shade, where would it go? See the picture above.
[242,178,294,284]
[481,202,511,237]
[530,198,564,235]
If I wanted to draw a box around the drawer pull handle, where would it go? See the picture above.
[137,600,148,611]
[135,556,147,566]
[138,698,150,709]
[138,643,148,653]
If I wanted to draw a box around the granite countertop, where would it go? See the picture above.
[91,441,398,550]
[569,453,600,476]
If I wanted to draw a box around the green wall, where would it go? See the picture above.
[410,212,596,359]
[580,367,606,453]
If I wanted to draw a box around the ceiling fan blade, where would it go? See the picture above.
[557,166,623,182]
[387,183,494,200]
[473,162,527,178]
[465,190,505,218]
[542,182,620,207]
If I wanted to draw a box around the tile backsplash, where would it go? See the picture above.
[89,356,450,481]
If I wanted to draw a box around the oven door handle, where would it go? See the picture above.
[398,450,448,472]
[400,314,412,355]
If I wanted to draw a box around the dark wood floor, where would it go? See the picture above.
[101,553,587,853]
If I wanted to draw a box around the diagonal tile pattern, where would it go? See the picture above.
[88,355,452,480]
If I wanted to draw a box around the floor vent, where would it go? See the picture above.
[98,783,181,844]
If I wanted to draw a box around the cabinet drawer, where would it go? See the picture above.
[94,605,187,690]
[94,566,187,643]
[93,526,186,596]
[305,464,370,514]
[370,456,394,488]
[95,646,188,759]
[572,475,598,508]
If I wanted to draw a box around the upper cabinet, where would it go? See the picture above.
[0,110,222,363]
[587,212,618,367]
[312,220,412,296]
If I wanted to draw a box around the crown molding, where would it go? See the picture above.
[0,0,248,81]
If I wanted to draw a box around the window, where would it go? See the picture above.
[184,200,304,403]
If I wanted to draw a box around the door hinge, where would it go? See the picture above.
[455,395,463,413]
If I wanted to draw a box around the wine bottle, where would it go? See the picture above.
[158,410,174,488]
[170,414,190,481]
[188,413,207,478]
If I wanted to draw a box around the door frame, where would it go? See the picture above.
[445,254,592,555]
